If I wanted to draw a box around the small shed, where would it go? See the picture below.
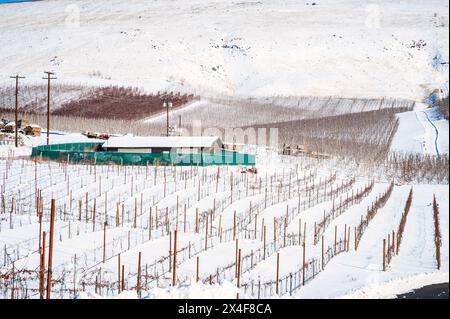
[102,135,223,154]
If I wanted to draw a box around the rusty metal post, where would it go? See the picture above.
[39,231,47,299]
[195,208,199,233]
[46,199,56,299]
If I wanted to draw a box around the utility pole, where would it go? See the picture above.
[43,71,56,145]
[163,100,172,136]
[9,74,25,148]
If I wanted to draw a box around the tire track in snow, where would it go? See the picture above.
[421,110,440,158]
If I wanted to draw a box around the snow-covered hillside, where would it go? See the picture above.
[0,0,448,99]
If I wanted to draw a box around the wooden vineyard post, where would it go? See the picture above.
[85,192,88,222]
[137,252,142,297]
[283,218,287,247]
[235,239,239,278]
[92,198,96,232]
[354,227,357,251]
[122,204,125,227]
[216,167,220,193]
[387,234,391,264]
[273,217,277,244]
[149,207,152,240]
[396,231,400,256]
[303,222,306,246]
[230,173,233,204]
[276,252,280,295]
[121,265,125,291]
[173,230,178,287]
[104,193,108,223]
[35,190,40,217]
[196,256,200,282]
[261,218,265,242]
[73,253,77,298]
[78,199,82,221]
[46,199,56,299]
[38,205,43,250]
[314,222,317,245]
[392,230,395,256]
[383,239,386,272]
[195,208,199,233]
[344,224,347,250]
[116,203,120,227]
[39,231,46,299]
[212,198,216,221]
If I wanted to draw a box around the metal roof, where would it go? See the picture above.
[102,135,222,149]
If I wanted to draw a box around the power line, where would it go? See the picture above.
[9,74,26,148]
[42,71,57,145]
